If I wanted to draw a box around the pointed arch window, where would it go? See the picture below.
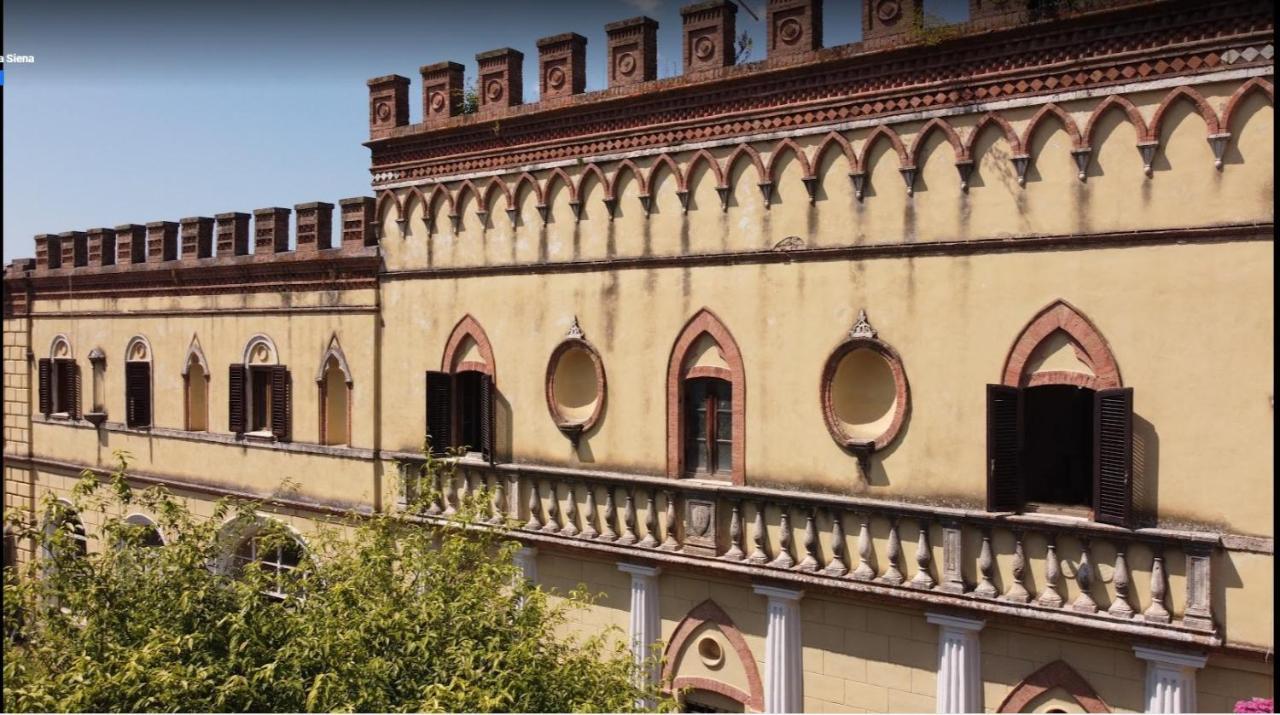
[667,310,746,484]
[230,335,291,441]
[317,336,352,446]
[38,336,80,420]
[124,337,152,429]
[183,337,210,432]
[426,316,496,461]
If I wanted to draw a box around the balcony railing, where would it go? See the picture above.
[397,456,1221,647]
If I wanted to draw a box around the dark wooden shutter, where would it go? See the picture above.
[479,372,495,464]
[38,359,52,415]
[271,366,291,442]
[228,365,247,434]
[69,363,82,420]
[986,384,1023,512]
[1093,387,1134,527]
[425,371,452,455]
[126,363,151,428]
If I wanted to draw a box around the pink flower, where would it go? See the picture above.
[1234,697,1273,713]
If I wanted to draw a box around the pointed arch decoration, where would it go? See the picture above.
[910,117,968,166]
[662,599,764,713]
[1222,77,1274,133]
[441,314,496,378]
[1002,300,1121,390]
[49,334,73,359]
[181,335,209,376]
[967,112,1024,159]
[997,660,1111,713]
[315,333,353,385]
[666,308,746,484]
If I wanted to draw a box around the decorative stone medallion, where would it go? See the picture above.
[547,66,566,90]
[429,92,446,112]
[485,79,504,102]
[876,0,902,23]
[617,52,636,77]
[779,18,803,44]
[375,102,391,121]
[693,35,716,61]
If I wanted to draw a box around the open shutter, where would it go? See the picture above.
[425,371,452,455]
[126,363,151,428]
[228,365,246,434]
[986,384,1023,512]
[70,363,82,420]
[1093,387,1134,527]
[38,359,52,415]
[479,372,495,464]
[271,366,291,442]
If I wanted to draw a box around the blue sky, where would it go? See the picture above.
[2,0,968,260]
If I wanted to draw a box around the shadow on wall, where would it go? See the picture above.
[861,416,909,489]
[1131,413,1159,529]
[496,390,513,463]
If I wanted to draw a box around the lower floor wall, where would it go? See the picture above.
[6,465,1274,714]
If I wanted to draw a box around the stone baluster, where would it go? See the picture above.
[541,481,562,533]
[581,485,600,539]
[879,518,904,585]
[1072,538,1098,613]
[748,502,769,565]
[660,489,679,551]
[723,500,746,561]
[617,488,638,546]
[822,510,848,578]
[770,506,796,569]
[796,508,820,572]
[852,515,875,581]
[1143,549,1171,623]
[1002,530,1030,603]
[599,486,618,542]
[974,530,998,598]
[442,470,457,517]
[425,466,443,516]
[489,474,506,525]
[638,488,660,548]
[561,481,580,537]
[525,479,542,531]
[1108,545,1135,617]
[909,518,935,589]
[1037,535,1064,608]
[462,470,474,505]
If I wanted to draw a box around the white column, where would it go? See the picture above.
[513,545,538,583]
[1134,645,1207,713]
[618,562,663,693]
[753,584,805,713]
[926,612,985,714]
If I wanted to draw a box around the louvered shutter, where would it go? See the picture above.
[126,363,151,428]
[271,366,291,442]
[479,372,495,464]
[228,365,247,434]
[425,371,452,455]
[69,363,82,420]
[986,384,1023,512]
[1093,387,1134,527]
[38,359,52,415]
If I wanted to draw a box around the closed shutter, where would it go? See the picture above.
[425,371,452,455]
[479,372,494,464]
[271,366,291,442]
[126,363,151,428]
[1093,387,1134,527]
[986,384,1023,512]
[228,365,247,434]
[55,359,73,414]
[38,359,52,415]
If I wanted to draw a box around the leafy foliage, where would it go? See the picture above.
[3,450,672,713]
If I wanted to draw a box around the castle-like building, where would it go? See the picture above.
[3,0,1273,711]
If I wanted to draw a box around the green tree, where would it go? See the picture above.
[3,450,672,713]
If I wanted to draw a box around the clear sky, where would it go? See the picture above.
[2,0,968,261]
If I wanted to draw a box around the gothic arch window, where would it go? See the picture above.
[316,335,352,446]
[667,309,745,484]
[38,335,80,419]
[426,315,496,461]
[183,336,210,432]
[230,334,291,441]
[662,599,763,713]
[124,336,153,428]
[997,660,1111,713]
[988,301,1134,526]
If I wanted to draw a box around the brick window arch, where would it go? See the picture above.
[427,315,497,460]
[662,599,763,713]
[997,660,1110,713]
[667,309,745,484]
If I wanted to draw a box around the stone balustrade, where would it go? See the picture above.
[397,457,1221,647]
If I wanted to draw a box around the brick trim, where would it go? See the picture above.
[997,659,1111,713]
[1001,299,1121,390]
[820,336,910,452]
[1222,76,1274,132]
[666,309,746,484]
[661,599,764,712]
[441,314,496,379]
[544,336,607,436]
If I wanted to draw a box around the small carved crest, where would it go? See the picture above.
[566,316,584,340]
[690,501,712,537]
[849,309,877,339]
[772,236,805,252]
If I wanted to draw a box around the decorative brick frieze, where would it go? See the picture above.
[681,0,737,73]
[114,224,147,265]
[476,48,523,113]
[86,228,116,267]
[294,202,334,252]
[58,231,88,268]
[145,222,178,263]
[537,33,587,100]
[862,0,924,45]
[35,234,60,272]
[606,16,658,88]
[767,0,822,57]
[179,217,214,260]
[214,212,250,256]
[253,207,291,254]
[367,74,410,140]
[420,62,465,125]
[339,197,376,249]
